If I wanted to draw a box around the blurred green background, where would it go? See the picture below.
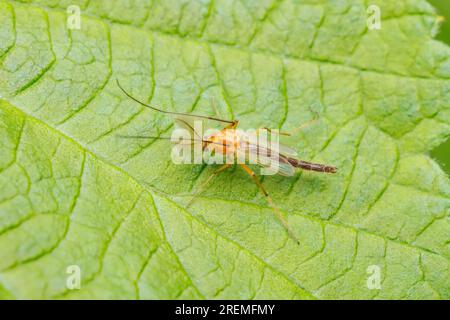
[428,0,450,174]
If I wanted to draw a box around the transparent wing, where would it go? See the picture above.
[239,142,296,176]
[255,128,298,157]
[269,156,296,176]
[174,115,203,141]
[277,143,298,157]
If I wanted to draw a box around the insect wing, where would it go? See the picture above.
[242,143,296,176]
[174,115,204,143]
[277,143,298,157]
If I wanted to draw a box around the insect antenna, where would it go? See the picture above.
[116,79,235,124]
[118,134,205,142]
[116,134,224,146]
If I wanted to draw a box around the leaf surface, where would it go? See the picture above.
[0,0,449,299]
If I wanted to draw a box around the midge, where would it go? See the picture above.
[116,80,337,244]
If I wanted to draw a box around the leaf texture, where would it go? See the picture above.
[0,0,449,299]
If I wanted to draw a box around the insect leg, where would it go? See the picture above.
[258,118,317,137]
[239,164,300,245]
[187,164,231,207]
[259,127,290,136]
[283,107,321,136]
[285,118,318,136]
[210,96,222,118]
[259,108,319,136]
[207,96,239,129]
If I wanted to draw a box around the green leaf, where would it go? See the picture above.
[0,0,449,299]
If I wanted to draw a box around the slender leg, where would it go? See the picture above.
[286,118,318,136]
[286,107,320,135]
[239,164,300,245]
[210,96,222,118]
[259,118,317,137]
[260,127,291,136]
[187,164,231,207]
[260,108,319,136]
[209,97,239,130]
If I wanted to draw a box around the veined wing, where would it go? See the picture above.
[239,142,296,176]
[277,143,298,157]
[254,129,298,157]
[174,115,204,142]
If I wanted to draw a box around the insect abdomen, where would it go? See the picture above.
[287,158,337,173]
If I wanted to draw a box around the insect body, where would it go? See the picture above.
[117,80,337,244]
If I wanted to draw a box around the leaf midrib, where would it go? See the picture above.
[4,100,449,269]
[1,0,449,299]
[3,102,318,299]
